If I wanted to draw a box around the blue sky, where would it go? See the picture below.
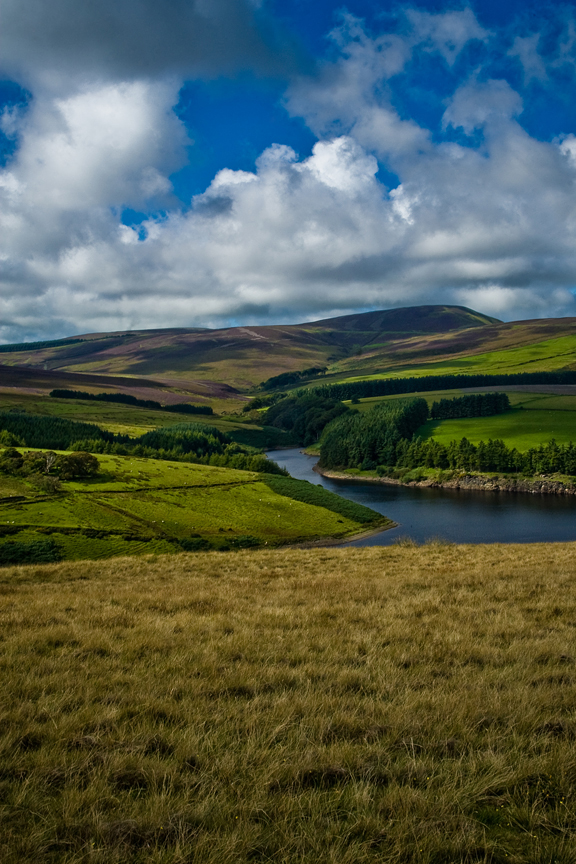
[1,0,576,340]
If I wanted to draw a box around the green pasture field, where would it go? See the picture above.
[421,409,576,450]
[420,395,576,449]
[0,391,276,443]
[345,390,576,450]
[0,452,381,561]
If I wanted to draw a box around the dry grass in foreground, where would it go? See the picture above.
[1,543,576,863]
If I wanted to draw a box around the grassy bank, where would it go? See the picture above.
[1,544,576,862]
[0,453,384,560]
[316,463,576,495]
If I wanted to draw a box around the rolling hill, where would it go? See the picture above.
[327,316,576,381]
[1,305,575,406]
[0,305,498,396]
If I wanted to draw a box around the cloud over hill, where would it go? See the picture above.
[0,1,576,341]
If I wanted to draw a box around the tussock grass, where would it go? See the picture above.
[1,544,576,862]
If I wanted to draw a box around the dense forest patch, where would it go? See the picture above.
[317,392,576,479]
[0,414,287,474]
[50,388,213,415]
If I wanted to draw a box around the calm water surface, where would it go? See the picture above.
[269,448,576,546]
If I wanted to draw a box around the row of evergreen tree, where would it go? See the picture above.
[264,390,510,448]
[0,412,121,450]
[317,394,576,477]
[303,370,576,401]
[430,392,510,419]
[50,389,213,415]
[0,414,287,475]
[392,436,576,476]
[0,337,85,354]
[260,367,327,391]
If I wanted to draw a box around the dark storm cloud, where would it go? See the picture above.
[0,0,301,86]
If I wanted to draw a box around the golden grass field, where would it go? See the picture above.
[2,543,576,862]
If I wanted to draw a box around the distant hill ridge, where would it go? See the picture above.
[1,305,575,397]
[0,304,498,354]
[307,304,500,334]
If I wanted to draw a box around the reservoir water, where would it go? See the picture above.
[269,448,576,546]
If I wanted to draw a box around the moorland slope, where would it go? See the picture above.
[330,316,576,381]
[2,306,576,413]
[0,305,497,395]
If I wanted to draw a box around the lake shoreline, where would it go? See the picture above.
[287,518,396,548]
[313,464,576,496]
[269,447,576,545]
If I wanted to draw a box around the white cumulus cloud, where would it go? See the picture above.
[1,9,576,342]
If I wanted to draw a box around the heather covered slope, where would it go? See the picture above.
[328,316,576,381]
[0,353,241,410]
[0,305,498,391]
[2,307,576,400]
[309,304,499,335]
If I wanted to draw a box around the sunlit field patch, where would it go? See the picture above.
[346,391,576,451]
[421,403,576,450]
[0,453,382,560]
[329,333,576,382]
[0,391,261,438]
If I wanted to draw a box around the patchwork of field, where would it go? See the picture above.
[0,361,245,413]
[2,544,576,862]
[1,310,574,411]
[0,454,380,560]
[347,390,576,451]
[0,391,288,447]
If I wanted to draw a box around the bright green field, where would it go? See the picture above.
[0,391,285,446]
[347,391,576,450]
[0,453,377,561]
[420,403,576,450]
[420,409,575,449]
[330,333,576,384]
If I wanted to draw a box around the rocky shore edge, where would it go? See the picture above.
[313,464,576,496]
